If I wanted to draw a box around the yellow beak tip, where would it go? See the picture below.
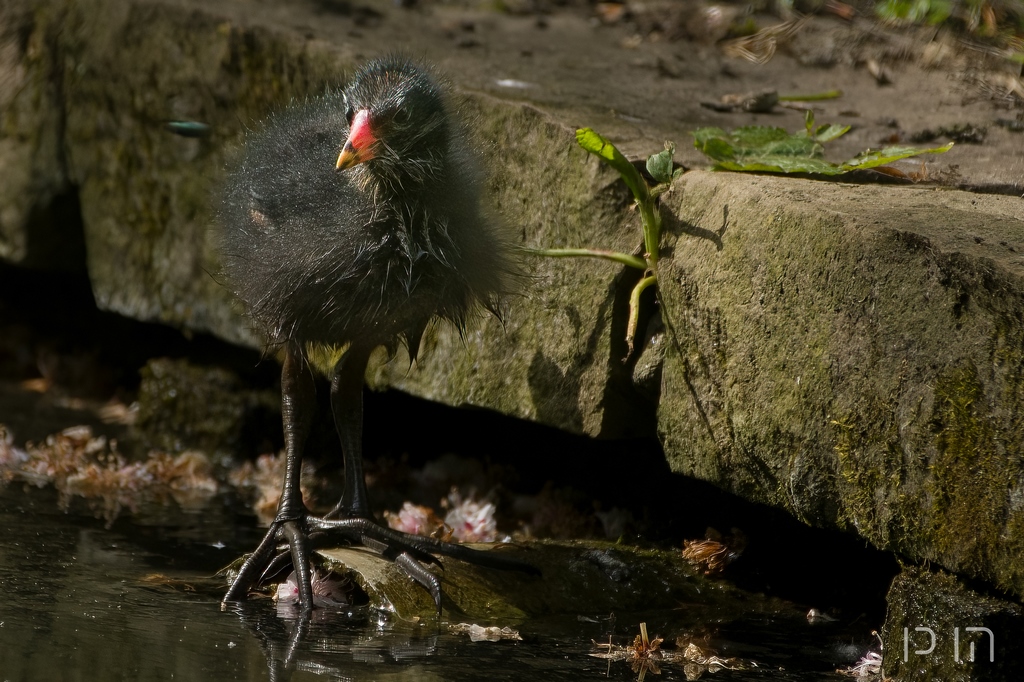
[335,150,356,171]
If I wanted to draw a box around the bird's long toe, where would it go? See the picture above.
[223,524,283,604]
[225,511,539,615]
[394,553,443,613]
[308,515,541,575]
[223,519,318,612]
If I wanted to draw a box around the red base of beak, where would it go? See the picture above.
[336,109,377,170]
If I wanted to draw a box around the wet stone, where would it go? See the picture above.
[881,565,1024,682]
[134,357,279,457]
[317,540,783,622]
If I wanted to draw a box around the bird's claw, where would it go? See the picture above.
[224,512,539,614]
[394,552,443,613]
[222,517,315,612]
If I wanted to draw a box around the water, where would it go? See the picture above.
[0,484,874,681]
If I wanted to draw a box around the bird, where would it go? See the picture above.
[218,56,536,613]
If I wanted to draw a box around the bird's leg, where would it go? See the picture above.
[223,343,316,610]
[320,346,447,609]
[326,344,375,519]
[309,344,538,613]
[274,344,317,533]
[225,344,540,614]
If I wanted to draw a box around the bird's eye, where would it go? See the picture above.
[393,107,411,125]
[345,106,355,126]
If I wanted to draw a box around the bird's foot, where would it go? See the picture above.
[222,516,319,612]
[222,513,539,614]
[308,515,540,612]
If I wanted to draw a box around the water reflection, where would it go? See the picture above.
[0,484,874,681]
[228,602,450,681]
[0,485,262,680]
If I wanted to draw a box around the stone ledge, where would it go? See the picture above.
[659,171,1024,599]
[0,0,644,437]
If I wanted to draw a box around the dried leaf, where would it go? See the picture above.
[449,623,523,642]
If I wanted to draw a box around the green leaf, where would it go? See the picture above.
[575,128,648,204]
[695,126,822,162]
[804,109,815,135]
[800,111,850,143]
[778,89,843,102]
[875,0,952,24]
[694,135,738,162]
[712,156,842,174]
[693,121,954,175]
[812,124,851,143]
[647,149,675,184]
[838,142,955,170]
[576,128,661,267]
[576,128,625,165]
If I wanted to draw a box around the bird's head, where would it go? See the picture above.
[335,58,450,190]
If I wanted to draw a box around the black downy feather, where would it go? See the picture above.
[219,56,515,369]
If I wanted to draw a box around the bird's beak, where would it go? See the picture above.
[336,109,377,171]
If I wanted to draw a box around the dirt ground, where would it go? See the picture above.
[210,0,1024,193]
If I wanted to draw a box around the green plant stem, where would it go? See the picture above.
[626,273,658,353]
[778,89,843,101]
[637,200,660,267]
[527,247,647,271]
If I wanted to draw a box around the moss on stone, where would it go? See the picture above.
[927,364,1008,579]
[658,171,1024,599]
[49,0,345,345]
[881,565,1024,681]
[367,95,644,437]
[134,357,278,457]
[318,539,783,621]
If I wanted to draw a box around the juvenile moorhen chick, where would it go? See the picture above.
[219,57,533,612]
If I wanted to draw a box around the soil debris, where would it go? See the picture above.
[384,501,449,538]
[701,89,780,113]
[681,528,746,575]
[274,569,353,608]
[594,622,759,679]
[448,623,523,642]
[836,631,884,678]
[0,423,218,524]
[592,622,664,681]
[226,451,316,525]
